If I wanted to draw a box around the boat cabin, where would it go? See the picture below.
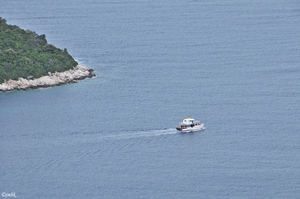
[183,117,195,125]
[179,117,201,128]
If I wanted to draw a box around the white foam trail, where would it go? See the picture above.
[101,128,178,141]
[59,128,179,146]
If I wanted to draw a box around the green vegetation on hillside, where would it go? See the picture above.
[0,17,78,83]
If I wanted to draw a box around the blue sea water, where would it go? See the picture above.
[1,0,300,198]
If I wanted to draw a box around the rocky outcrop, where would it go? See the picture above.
[0,64,95,92]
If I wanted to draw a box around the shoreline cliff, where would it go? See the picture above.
[0,64,95,92]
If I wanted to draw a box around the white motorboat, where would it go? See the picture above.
[176,117,205,132]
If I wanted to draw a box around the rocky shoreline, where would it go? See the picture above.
[0,64,95,92]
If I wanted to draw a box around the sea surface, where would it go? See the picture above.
[1,0,300,198]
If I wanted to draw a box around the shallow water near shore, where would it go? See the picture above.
[1,0,300,198]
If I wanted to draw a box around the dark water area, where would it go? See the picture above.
[1,0,300,198]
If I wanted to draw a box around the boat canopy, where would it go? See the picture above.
[183,117,194,125]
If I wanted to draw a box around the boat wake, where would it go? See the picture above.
[59,128,179,146]
[101,128,178,141]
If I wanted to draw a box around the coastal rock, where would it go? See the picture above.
[0,64,95,92]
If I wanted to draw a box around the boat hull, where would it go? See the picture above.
[176,124,205,133]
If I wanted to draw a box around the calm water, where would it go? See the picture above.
[1,0,300,198]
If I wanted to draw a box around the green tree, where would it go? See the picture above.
[0,17,78,83]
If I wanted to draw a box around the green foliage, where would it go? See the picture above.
[0,17,78,83]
